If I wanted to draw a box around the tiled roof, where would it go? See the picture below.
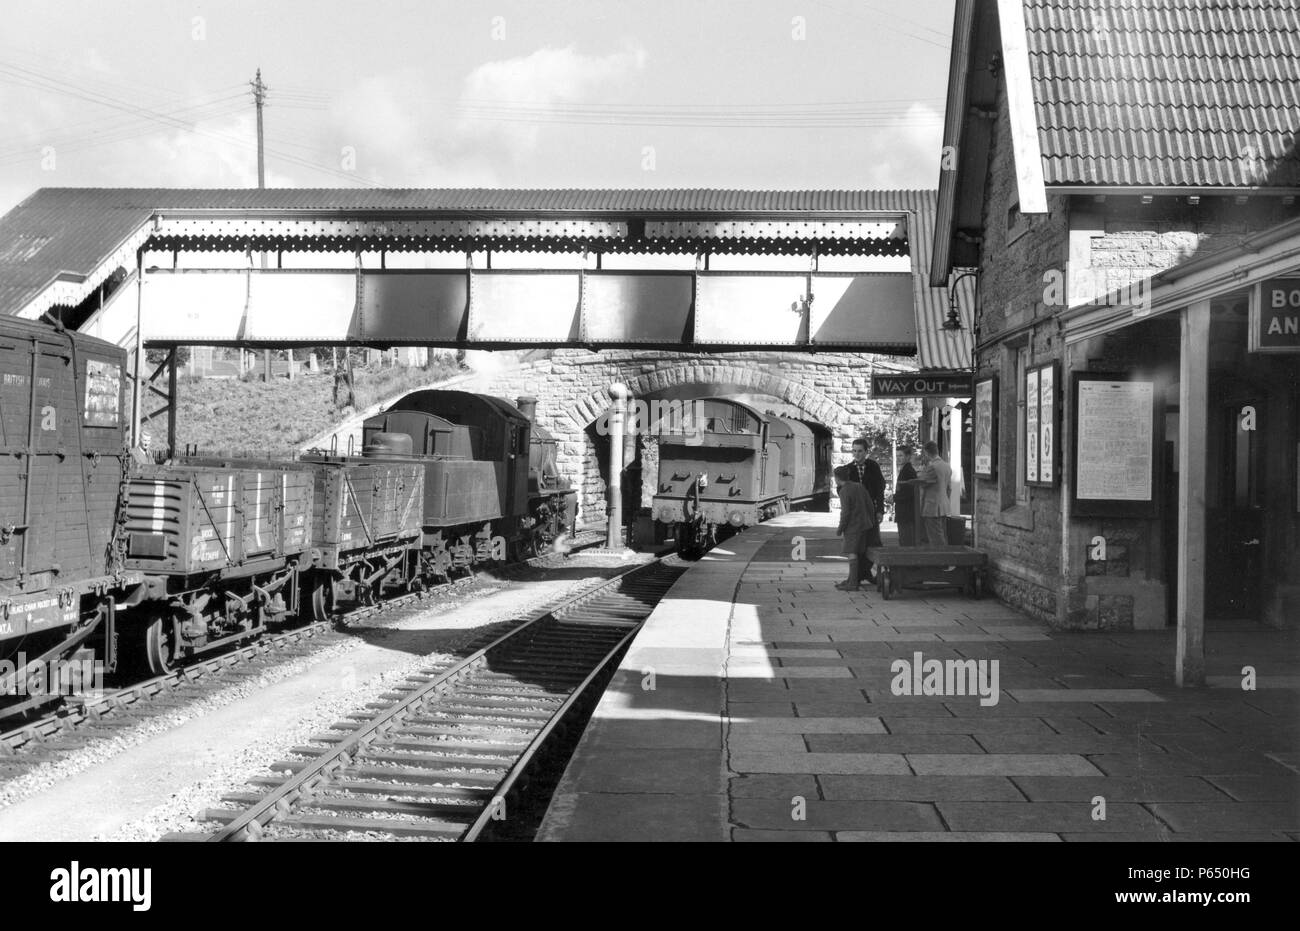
[1024,0,1300,188]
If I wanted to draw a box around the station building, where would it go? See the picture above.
[933,0,1300,672]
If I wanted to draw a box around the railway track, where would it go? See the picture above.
[0,532,608,766]
[170,555,685,842]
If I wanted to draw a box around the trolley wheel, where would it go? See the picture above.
[142,614,176,676]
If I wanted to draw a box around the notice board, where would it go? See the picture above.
[1071,372,1162,517]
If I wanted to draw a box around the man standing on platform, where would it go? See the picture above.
[914,441,953,547]
[894,444,920,546]
[834,465,875,591]
[847,437,885,581]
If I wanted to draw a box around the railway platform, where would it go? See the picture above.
[538,511,1300,842]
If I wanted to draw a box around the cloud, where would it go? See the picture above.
[859,101,945,189]
[319,45,648,187]
[138,112,297,188]
[452,45,648,159]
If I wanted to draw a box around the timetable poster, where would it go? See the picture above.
[1039,364,1054,483]
[1076,380,1154,501]
[1026,369,1039,483]
[974,376,996,477]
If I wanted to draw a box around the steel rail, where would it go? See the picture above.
[459,619,641,842]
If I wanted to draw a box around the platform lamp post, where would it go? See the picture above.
[606,382,629,549]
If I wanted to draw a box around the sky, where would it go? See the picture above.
[0,1,955,215]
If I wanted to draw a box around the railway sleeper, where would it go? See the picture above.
[249,776,493,801]
[221,790,477,820]
[396,707,556,724]
[309,733,530,754]
[341,749,513,770]
[270,813,467,838]
[329,763,503,788]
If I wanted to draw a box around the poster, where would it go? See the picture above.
[1075,380,1154,501]
[1025,368,1039,484]
[1039,364,1054,483]
[84,359,121,427]
[974,376,996,477]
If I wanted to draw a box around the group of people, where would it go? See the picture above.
[833,438,954,592]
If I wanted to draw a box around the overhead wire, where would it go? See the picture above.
[0,59,379,186]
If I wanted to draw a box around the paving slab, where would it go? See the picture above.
[1149,801,1300,833]
[728,774,821,798]
[733,829,835,841]
[937,801,1170,834]
[1011,775,1230,802]
[907,753,1103,776]
[731,752,911,775]
[732,798,945,832]
[839,831,1061,842]
[726,716,886,734]
[818,775,1025,801]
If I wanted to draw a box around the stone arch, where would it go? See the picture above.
[562,361,860,528]
[304,350,888,528]
[564,362,856,436]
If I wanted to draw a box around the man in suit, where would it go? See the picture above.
[894,444,920,546]
[913,441,953,546]
[847,438,885,580]
[834,464,876,591]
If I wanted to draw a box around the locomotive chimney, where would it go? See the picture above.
[516,396,538,422]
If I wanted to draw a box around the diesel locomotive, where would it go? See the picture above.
[0,314,576,712]
[650,397,833,556]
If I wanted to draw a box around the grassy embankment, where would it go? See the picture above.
[172,361,462,457]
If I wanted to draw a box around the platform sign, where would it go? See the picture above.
[871,371,973,398]
[1252,279,1300,352]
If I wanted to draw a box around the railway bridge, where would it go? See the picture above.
[304,346,923,523]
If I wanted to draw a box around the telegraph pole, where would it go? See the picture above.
[251,68,267,188]
[250,69,272,380]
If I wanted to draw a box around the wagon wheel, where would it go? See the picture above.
[309,575,335,622]
[142,613,177,676]
[524,528,547,559]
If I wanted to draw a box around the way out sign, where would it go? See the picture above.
[1252,278,1300,352]
[871,371,974,398]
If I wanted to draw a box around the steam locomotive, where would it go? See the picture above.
[650,397,833,556]
[0,314,575,713]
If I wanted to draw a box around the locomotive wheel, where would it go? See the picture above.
[142,615,176,676]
